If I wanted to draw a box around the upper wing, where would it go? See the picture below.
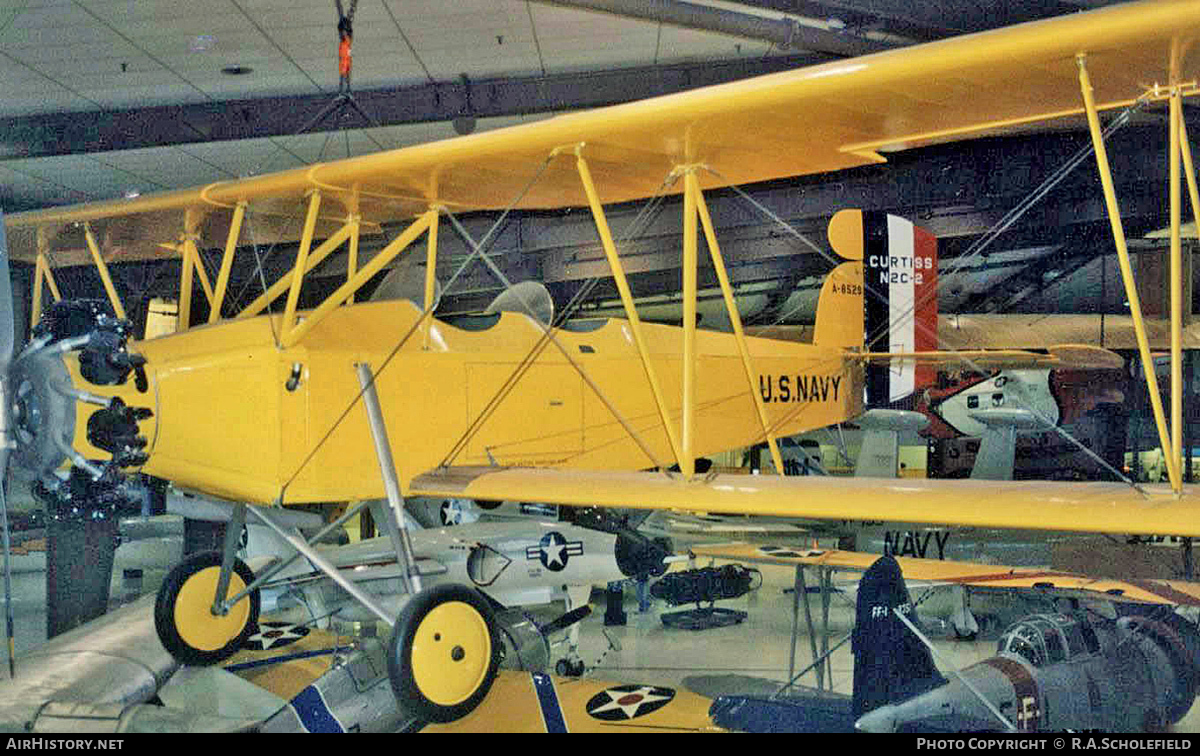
[685,542,1200,607]
[409,466,1200,539]
[6,0,1200,263]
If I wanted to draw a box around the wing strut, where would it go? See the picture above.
[30,230,62,330]
[575,152,685,472]
[688,169,787,477]
[1077,55,1182,492]
[357,362,422,595]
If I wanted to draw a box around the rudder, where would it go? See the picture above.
[814,209,938,406]
[851,555,945,718]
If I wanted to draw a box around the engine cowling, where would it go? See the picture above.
[1116,613,1200,726]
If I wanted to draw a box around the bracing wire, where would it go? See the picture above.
[701,95,1152,491]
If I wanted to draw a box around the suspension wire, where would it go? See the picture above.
[277,156,557,499]
[700,98,1150,491]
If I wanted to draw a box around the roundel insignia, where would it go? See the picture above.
[586,685,675,721]
[759,545,803,558]
[244,621,310,651]
[526,531,583,572]
[440,499,463,526]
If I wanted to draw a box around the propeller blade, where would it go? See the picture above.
[539,605,592,636]
[0,208,15,676]
[0,209,12,367]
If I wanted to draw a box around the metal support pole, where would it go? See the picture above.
[210,202,246,324]
[32,230,61,329]
[246,505,397,627]
[1077,56,1181,491]
[789,564,801,684]
[212,503,246,616]
[347,214,361,306]
[1175,114,1200,328]
[797,564,822,690]
[422,210,439,349]
[1170,83,1184,480]
[221,499,372,609]
[356,362,422,595]
[575,153,683,469]
[691,173,786,475]
[82,224,126,320]
[682,171,698,478]
[283,191,323,336]
[820,567,832,688]
[31,255,46,331]
[178,239,195,331]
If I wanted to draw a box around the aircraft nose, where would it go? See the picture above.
[855,705,897,733]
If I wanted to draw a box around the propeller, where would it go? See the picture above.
[0,208,16,676]
[0,210,153,666]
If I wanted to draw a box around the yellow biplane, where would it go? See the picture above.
[3,0,1200,725]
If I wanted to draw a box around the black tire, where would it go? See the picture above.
[388,584,501,723]
[154,550,260,666]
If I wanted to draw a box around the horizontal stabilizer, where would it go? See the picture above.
[966,408,1044,480]
[966,408,1042,429]
[854,409,928,478]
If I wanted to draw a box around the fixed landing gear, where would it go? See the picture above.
[387,584,502,723]
[153,550,260,666]
[555,657,586,677]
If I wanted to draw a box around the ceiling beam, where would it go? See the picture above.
[722,0,1113,39]
[528,0,897,56]
[0,54,831,161]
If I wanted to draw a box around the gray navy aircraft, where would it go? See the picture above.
[710,554,1200,733]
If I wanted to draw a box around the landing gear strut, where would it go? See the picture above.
[154,550,260,666]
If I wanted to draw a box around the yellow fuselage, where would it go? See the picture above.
[67,300,861,504]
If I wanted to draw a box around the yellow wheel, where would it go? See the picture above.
[388,584,501,723]
[154,550,260,666]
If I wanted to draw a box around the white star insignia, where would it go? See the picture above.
[589,686,672,719]
[441,500,463,526]
[542,534,567,567]
[246,622,307,651]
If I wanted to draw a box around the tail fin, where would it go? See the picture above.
[853,409,929,478]
[814,209,938,406]
[851,555,945,718]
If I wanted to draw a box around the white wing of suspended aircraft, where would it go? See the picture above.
[3,0,1200,725]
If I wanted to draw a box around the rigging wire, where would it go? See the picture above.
[435,174,681,471]
[277,155,558,499]
[701,95,1151,490]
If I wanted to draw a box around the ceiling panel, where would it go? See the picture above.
[177,136,307,177]
[72,82,210,108]
[383,0,531,30]
[90,145,231,190]
[3,153,151,200]
[656,26,773,60]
